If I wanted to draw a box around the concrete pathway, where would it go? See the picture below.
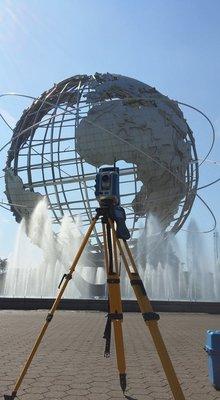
[1,311,220,400]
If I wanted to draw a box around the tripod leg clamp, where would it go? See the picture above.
[103,312,123,358]
[107,278,120,284]
[142,312,160,321]
[109,313,123,321]
[46,313,53,323]
[58,273,72,289]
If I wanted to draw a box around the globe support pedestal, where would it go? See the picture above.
[4,206,185,400]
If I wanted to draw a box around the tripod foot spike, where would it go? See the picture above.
[119,373,127,393]
[4,392,17,400]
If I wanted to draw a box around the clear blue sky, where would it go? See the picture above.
[0,0,219,258]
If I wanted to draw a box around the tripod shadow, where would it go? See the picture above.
[124,395,138,400]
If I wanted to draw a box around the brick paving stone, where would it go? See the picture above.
[1,310,220,400]
[18,395,45,400]
[64,397,89,400]
[65,388,90,396]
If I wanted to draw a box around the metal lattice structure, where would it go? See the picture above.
[5,73,199,252]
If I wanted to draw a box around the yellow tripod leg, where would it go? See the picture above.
[109,220,185,400]
[107,271,126,392]
[4,217,98,400]
[103,222,127,392]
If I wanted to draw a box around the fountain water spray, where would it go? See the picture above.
[3,199,94,298]
[2,199,219,301]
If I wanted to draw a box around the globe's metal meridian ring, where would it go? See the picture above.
[4,73,199,252]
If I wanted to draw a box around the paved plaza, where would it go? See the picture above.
[1,310,220,400]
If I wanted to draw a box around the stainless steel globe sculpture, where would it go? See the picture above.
[4,73,198,253]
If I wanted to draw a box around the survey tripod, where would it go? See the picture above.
[4,200,186,400]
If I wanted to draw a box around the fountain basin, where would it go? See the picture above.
[0,297,219,313]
